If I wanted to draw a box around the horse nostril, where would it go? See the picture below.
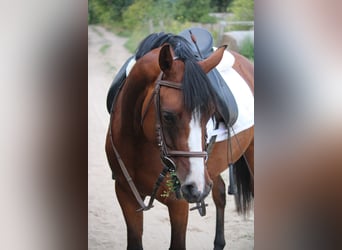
[181,183,200,201]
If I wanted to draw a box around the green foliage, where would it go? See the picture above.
[239,37,254,61]
[122,0,152,29]
[199,15,217,24]
[160,172,180,198]
[122,0,177,29]
[226,0,254,30]
[88,0,133,24]
[123,19,193,53]
[227,0,254,21]
[174,0,215,23]
[90,0,241,53]
[89,0,238,26]
[123,26,150,53]
[210,0,232,12]
[100,43,111,54]
[164,19,194,34]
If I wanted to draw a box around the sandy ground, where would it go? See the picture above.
[88,25,254,250]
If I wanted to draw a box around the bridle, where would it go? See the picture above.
[110,70,209,212]
[154,73,208,171]
[153,74,216,217]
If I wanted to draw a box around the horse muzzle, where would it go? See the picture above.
[180,180,213,203]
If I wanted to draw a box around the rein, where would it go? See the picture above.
[109,72,208,212]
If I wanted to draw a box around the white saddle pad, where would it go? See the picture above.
[206,50,254,143]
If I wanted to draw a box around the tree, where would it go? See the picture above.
[210,0,232,13]
[174,0,215,23]
[122,0,175,30]
[227,0,254,21]
[122,0,153,29]
[88,0,133,24]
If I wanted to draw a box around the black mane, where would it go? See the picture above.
[136,32,219,118]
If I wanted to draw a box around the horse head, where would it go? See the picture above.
[142,43,226,203]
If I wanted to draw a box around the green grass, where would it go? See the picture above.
[99,43,111,54]
[239,37,254,62]
[105,62,116,73]
[91,26,104,37]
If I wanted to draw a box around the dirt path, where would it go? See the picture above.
[88,25,254,249]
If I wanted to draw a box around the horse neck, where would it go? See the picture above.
[114,57,160,138]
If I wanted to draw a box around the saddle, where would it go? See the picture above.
[106,55,134,113]
[179,27,238,126]
[106,28,238,127]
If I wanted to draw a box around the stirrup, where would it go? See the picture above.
[228,163,237,195]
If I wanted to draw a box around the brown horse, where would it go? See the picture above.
[105,32,254,250]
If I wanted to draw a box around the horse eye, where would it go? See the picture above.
[162,111,176,124]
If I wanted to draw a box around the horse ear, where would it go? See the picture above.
[198,45,227,73]
[159,44,173,74]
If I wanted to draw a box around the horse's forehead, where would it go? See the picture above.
[160,88,184,112]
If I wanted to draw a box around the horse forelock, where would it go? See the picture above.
[135,32,218,120]
[165,36,217,119]
[182,59,217,119]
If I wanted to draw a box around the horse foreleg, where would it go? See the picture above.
[212,175,226,250]
[167,199,189,250]
[115,182,144,250]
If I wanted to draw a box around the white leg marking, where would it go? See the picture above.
[186,111,205,192]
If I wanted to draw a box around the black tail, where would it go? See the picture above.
[234,155,253,215]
